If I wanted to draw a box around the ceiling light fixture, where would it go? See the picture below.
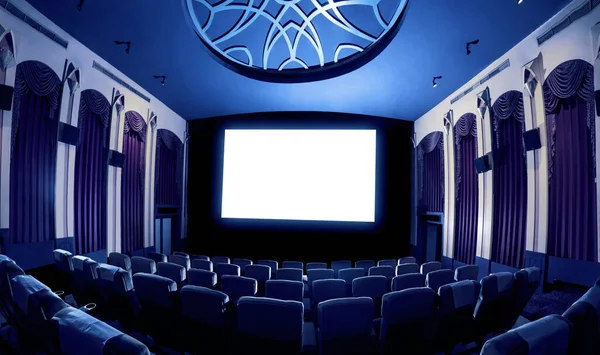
[466,39,480,55]
[114,41,131,54]
[153,75,167,86]
[518,0,524,4]
[76,0,84,11]
[433,76,442,87]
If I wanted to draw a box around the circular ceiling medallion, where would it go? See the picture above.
[184,0,409,82]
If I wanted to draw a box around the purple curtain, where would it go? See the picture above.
[453,113,478,264]
[544,59,597,262]
[121,111,147,254]
[155,129,183,206]
[74,90,111,254]
[417,131,444,213]
[491,91,527,268]
[9,61,61,244]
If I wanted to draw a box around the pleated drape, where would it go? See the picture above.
[417,131,444,213]
[155,129,183,206]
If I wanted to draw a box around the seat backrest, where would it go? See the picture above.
[562,285,600,354]
[330,260,352,273]
[191,254,210,261]
[169,254,191,271]
[192,259,213,271]
[147,252,167,264]
[132,273,178,309]
[391,273,425,292]
[312,279,346,306]
[12,274,51,314]
[212,256,230,264]
[420,261,442,275]
[307,269,335,287]
[282,261,303,270]
[97,264,123,287]
[72,256,98,280]
[354,260,375,273]
[188,268,217,288]
[339,268,365,283]
[257,260,278,271]
[131,256,156,275]
[232,258,253,270]
[368,266,395,281]
[514,267,541,308]
[398,256,417,264]
[481,315,572,354]
[244,264,271,281]
[237,296,303,343]
[396,263,419,276]
[276,268,303,282]
[157,262,186,284]
[112,269,134,295]
[318,297,375,355]
[221,275,258,300]
[474,272,516,337]
[438,280,480,314]
[352,276,387,298]
[12,275,68,327]
[454,264,479,281]
[214,263,241,278]
[265,280,304,302]
[53,249,73,272]
[172,251,189,258]
[109,252,131,271]
[306,262,328,270]
[0,259,24,299]
[426,269,455,292]
[377,259,397,267]
[180,285,229,326]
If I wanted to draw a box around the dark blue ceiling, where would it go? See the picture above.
[26,0,570,120]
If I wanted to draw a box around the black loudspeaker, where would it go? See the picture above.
[474,153,493,174]
[0,84,13,111]
[595,90,599,116]
[109,150,125,168]
[523,128,542,151]
[58,122,80,145]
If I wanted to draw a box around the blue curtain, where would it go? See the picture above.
[453,113,478,264]
[417,131,444,213]
[121,111,146,254]
[544,59,597,262]
[74,90,111,254]
[9,61,61,244]
[491,91,527,268]
[155,129,183,206]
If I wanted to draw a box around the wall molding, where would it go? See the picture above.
[450,59,510,105]
[537,0,600,46]
[0,0,68,48]
[92,61,151,103]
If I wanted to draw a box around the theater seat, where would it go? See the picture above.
[157,262,187,288]
[311,279,345,324]
[169,254,191,271]
[454,264,479,281]
[53,249,74,293]
[71,256,99,307]
[215,263,241,286]
[318,297,375,355]
[282,261,304,270]
[398,256,417,264]
[426,269,455,292]
[213,256,231,264]
[391,273,425,292]
[179,285,229,353]
[191,254,210,261]
[380,288,437,355]
[307,269,334,296]
[563,285,600,354]
[265,280,304,302]
[339,268,366,296]
[109,252,131,274]
[512,267,541,324]
[355,260,375,274]
[188,268,217,288]
[277,268,303,282]
[0,259,24,324]
[131,256,156,274]
[257,260,278,273]
[244,264,271,296]
[396,263,419,276]
[331,260,352,278]
[172,251,189,258]
[377,259,397,267]
[221,275,258,303]
[97,265,140,330]
[306,262,328,271]
[52,307,150,355]
[148,252,167,264]
[474,272,515,342]
[192,259,213,271]
[352,276,387,318]
[420,261,441,276]
[435,280,480,353]
[368,266,395,290]
[232,258,253,271]
[481,315,572,354]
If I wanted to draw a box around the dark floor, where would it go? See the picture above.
[522,284,587,321]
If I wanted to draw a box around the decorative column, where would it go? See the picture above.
[181,127,190,240]
[476,87,493,259]
[0,29,15,228]
[147,112,157,250]
[443,110,453,258]
[108,91,125,253]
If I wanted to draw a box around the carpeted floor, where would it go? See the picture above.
[522,284,587,321]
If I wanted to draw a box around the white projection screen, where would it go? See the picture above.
[221,129,377,222]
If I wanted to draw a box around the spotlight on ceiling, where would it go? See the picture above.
[432,76,442,88]
[153,75,167,86]
[114,40,131,54]
[76,0,84,11]
[466,39,480,55]
[518,0,523,4]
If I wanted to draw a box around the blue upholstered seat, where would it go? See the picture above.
[131,256,156,275]
[435,280,481,353]
[352,276,387,318]
[215,263,241,285]
[331,260,352,278]
[420,261,442,276]
[52,307,150,355]
[169,254,191,271]
[232,258,253,270]
[212,256,231,264]
[355,260,375,274]
[157,261,187,288]
[395,263,419,276]
[191,254,210,261]
[311,279,345,324]
[282,261,304,270]
[172,251,189,258]
[71,256,100,307]
[377,259,397,267]
[109,252,131,273]
[265,280,304,302]
[192,259,213,271]
[380,287,437,354]
[97,264,140,329]
[147,252,167,264]
[391,273,425,292]
[277,268,303,282]
[454,264,479,281]
[222,275,258,302]
[179,285,229,352]
[53,249,74,273]
[0,259,24,324]
[474,272,516,342]
[244,264,271,296]
[512,267,541,324]
[398,256,417,264]
[318,297,375,355]
[257,260,278,271]
[188,268,217,288]
[481,315,572,354]
[426,269,455,292]
[368,266,395,290]
[339,268,366,296]
[236,296,309,354]
[306,262,328,270]
[563,285,600,354]
[307,269,334,295]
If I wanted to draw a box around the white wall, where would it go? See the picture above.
[0,0,187,253]
[414,0,600,262]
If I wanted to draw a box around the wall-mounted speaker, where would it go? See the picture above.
[474,153,493,174]
[595,90,599,116]
[109,150,125,168]
[58,122,80,145]
[0,84,14,111]
[523,128,542,151]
